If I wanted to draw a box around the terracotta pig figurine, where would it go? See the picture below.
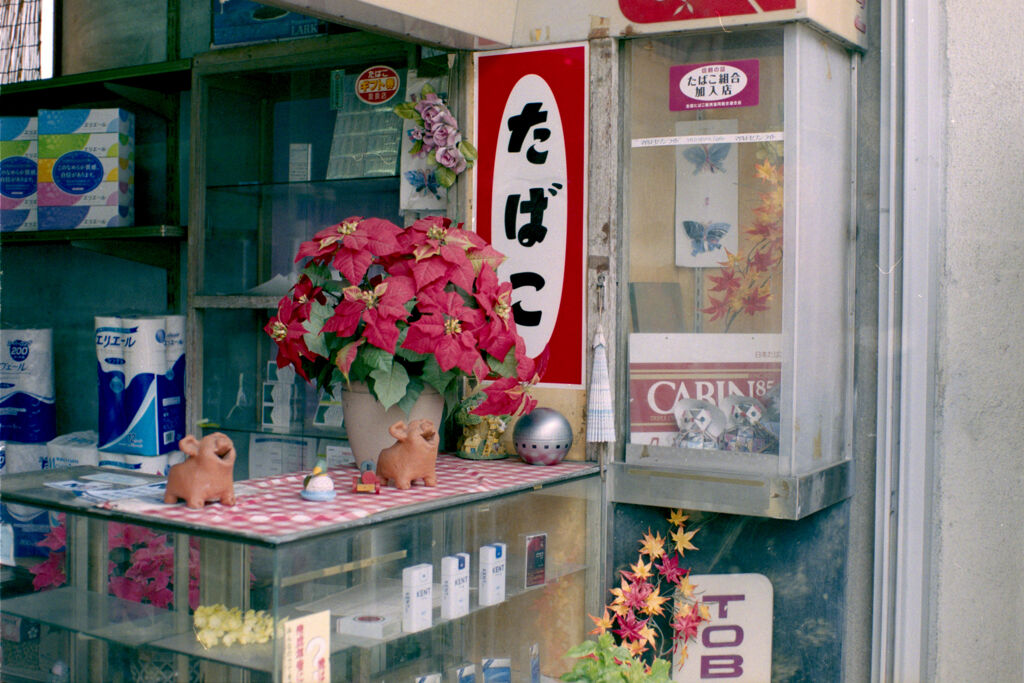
[164,432,237,509]
[375,419,439,490]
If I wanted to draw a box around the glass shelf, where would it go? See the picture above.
[1,225,185,244]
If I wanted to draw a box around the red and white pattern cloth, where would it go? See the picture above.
[139,455,596,542]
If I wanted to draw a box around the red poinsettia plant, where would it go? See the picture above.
[265,215,544,420]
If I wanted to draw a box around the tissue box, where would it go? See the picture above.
[38,109,134,137]
[44,431,100,469]
[38,204,134,230]
[38,132,133,161]
[0,117,37,232]
[37,109,134,230]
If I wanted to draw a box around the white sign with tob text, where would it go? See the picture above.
[675,573,773,682]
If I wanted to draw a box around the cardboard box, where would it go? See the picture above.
[212,0,325,46]
[39,132,134,161]
[37,110,134,230]
[38,109,134,137]
[0,117,38,232]
[38,204,134,230]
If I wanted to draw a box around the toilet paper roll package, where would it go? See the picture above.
[97,449,184,475]
[0,441,56,558]
[0,329,56,443]
[95,315,185,455]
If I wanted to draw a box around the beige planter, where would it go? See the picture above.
[340,382,444,469]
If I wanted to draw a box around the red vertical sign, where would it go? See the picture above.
[474,43,588,387]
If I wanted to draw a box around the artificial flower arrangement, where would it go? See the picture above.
[30,515,200,610]
[265,215,544,428]
[562,509,711,681]
[393,83,477,190]
[701,141,784,332]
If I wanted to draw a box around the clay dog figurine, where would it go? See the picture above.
[164,432,237,509]
[375,419,439,490]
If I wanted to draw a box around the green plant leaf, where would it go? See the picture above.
[370,362,410,410]
[410,139,423,156]
[435,165,456,188]
[393,101,418,119]
[458,139,478,163]
[396,345,430,363]
[486,345,518,378]
[359,345,394,373]
[302,261,331,285]
[421,83,436,96]
[565,641,598,658]
[395,376,424,416]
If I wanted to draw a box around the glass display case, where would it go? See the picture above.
[611,24,855,519]
[0,459,600,681]
[186,33,439,475]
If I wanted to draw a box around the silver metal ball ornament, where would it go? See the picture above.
[513,407,573,465]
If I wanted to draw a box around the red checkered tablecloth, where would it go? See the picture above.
[135,455,596,543]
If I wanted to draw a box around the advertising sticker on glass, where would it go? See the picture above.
[670,59,760,111]
[629,333,781,454]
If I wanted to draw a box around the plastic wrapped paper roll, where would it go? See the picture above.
[0,328,56,443]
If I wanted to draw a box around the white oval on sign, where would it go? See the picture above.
[490,74,568,359]
[679,64,748,102]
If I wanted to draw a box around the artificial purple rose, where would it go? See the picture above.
[417,100,457,130]
[435,145,468,174]
[432,124,462,149]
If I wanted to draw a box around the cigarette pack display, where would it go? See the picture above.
[453,663,476,683]
[481,658,511,683]
[479,543,507,606]
[524,532,547,588]
[334,613,399,639]
[402,563,433,632]
[441,552,470,619]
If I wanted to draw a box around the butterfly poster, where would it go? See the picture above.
[674,118,739,268]
[399,72,449,213]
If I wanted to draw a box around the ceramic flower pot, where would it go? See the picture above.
[341,382,444,470]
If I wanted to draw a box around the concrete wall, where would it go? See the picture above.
[931,1,1024,680]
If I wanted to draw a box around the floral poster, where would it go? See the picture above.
[398,72,449,213]
[674,118,739,268]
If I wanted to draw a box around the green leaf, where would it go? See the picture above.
[420,82,436,96]
[410,139,423,156]
[393,101,418,119]
[302,261,331,285]
[396,345,430,363]
[359,345,394,373]
[435,165,456,188]
[565,641,598,658]
[486,345,518,378]
[458,140,478,163]
[395,376,424,416]
[369,362,410,410]
[420,357,449,392]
